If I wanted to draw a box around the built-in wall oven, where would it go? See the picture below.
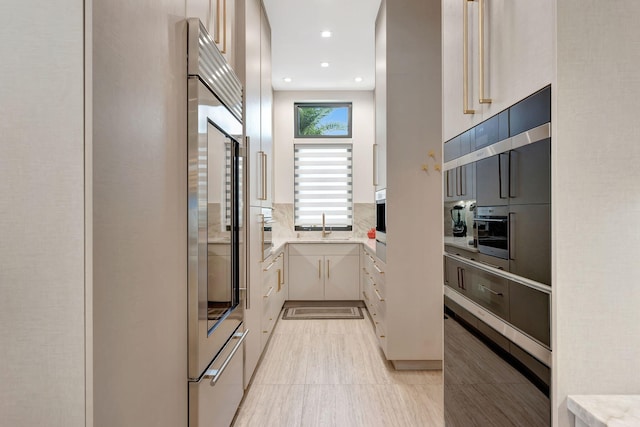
[187,19,248,427]
[475,206,509,259]
[375,189,386,261]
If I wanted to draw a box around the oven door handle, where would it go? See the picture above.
[475,218,508,223]
[203,329,249,386]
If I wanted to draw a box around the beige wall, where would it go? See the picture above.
[272,90,375,204]
[91,0,189,426]
[0,1,86,426]
[553,2,640,426]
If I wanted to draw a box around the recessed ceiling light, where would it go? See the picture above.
[321,30,332,38]
[354,77,363,82]
[320,62,330,68]
[283,77,292,83]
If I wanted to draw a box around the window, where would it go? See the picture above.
[294,102,352,138]
[294,144,353,230]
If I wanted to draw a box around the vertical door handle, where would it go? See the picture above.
[478,0,492,104]
[509,212,515,260]
[258,151,267,201]
[498,153,509,199]
[373,143,379,186]
[446,170,453,197]
[461,165,467,196]
[463,0,475,114]
[327,259,330,279]
[277,269,282,291]
[508,151,515,198]
[318,259,321,279]
[457,166,463,196]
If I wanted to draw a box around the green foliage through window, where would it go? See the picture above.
[294,103,352,138]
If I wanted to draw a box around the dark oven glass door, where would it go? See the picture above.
[376,201,386,233]
[475,207,509,259]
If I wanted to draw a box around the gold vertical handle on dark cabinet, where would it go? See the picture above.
[478,0,492,104]
[463,0,475,114]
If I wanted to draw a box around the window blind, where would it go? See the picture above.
[294,144,353,229]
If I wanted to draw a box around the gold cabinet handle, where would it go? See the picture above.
[478,0,491,104]
[318,259,321,279]
[277,268,282,292]
[463,0,475,114]
[373,143,379,186]
[374,288,385,302]
[258,151,267,201]
[327,259,330,279]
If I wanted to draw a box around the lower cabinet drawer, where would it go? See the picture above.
[189,327,246,427]
[509,281,550,347]
[469,270,510,321]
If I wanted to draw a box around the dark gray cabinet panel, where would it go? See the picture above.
[510,86,551,136]
[470,269,510,321]
[444,256,473,298]
[444,136,461,162]
[444,163,475,202]
[476,154,509,206]
[509,281,550,347]
[509,139,551,205]
[509,204,551,285]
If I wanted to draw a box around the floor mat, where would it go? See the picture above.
[282,306,363,320]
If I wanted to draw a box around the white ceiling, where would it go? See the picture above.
[262,0,382,91]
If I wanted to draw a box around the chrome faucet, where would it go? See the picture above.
[322,213,332,237]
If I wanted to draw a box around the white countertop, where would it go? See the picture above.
[568,395,640,427]
[268,237,377,261]
[444,236,478,253]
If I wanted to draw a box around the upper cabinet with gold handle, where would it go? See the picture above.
[462,0,475,115]
[477,0,491,105]
[463,0,491,114]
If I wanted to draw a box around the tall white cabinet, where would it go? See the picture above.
[442,0,554,140]
[235,0,275,388]
[373,0,443,369]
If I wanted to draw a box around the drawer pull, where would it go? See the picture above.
[374,288,385,302]
[203,329,249,386]
[480,284,503,297]
[263,287,274,298]
[373,264,384,274]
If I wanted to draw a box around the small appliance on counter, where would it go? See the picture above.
[450,205,467,237]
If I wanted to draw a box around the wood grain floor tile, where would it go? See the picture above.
[233,384,304,427]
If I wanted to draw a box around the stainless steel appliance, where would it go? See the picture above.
[375,189,386,261]
[475,206,509,259]
[187,19,248,427]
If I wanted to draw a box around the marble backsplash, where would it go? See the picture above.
[272,203,375,240]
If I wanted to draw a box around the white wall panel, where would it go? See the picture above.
[272,90,375,204]
[0,1,86,426]
[92,0,188,425]
[553,2,640,426]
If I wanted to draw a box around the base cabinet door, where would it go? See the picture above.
[288,255,324,300]
[324,255,359,300]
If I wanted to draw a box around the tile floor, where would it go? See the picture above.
[232,313,444,427]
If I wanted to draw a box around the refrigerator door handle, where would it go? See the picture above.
[202,329,249,386]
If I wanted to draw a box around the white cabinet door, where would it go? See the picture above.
[324,255,360,300]
[481,0,554,119]
[260,5,273,208]
[288,255,324,300]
